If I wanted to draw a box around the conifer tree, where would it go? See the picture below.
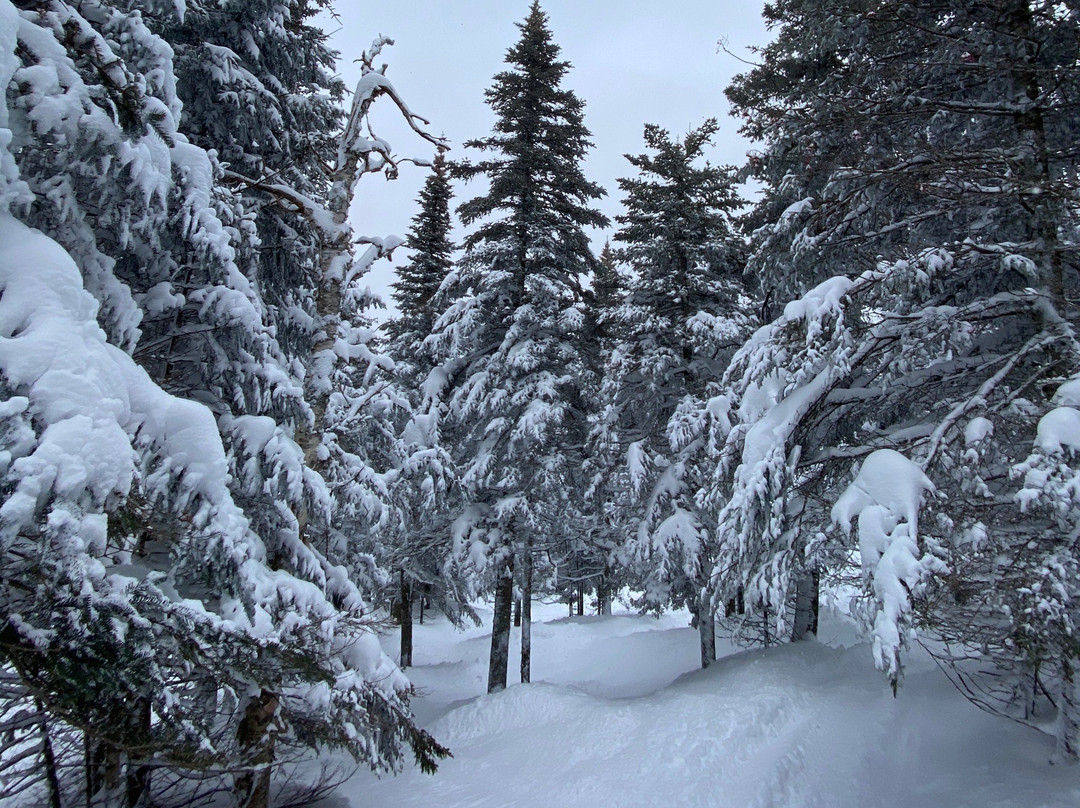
[383,151,474,669]
[570,240,627,618]
[711,0,1080,755]
[389,151,455,360]
[592,240,624,320]
[590,120,749,666]
[427,0,608,692]
[0,2,449,804]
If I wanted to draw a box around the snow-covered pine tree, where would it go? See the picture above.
[710,0,1080,757]
[577,240,629,617]
[426,0,608,691]
[159,0,343,550]
[382,151,475,669]
[589,120,749,666]
[0,2,448,804]
[161,3,453,798]
[151,0,341,432]
[388,150,455,361]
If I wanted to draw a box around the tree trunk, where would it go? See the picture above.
[234,690,278,808]
[576,584,585,618]
[1006,0,1065,311]
[487,556,514,693]
[285,40,445,542]
[37,701,61,808]
[400,571,413,669]
[520,541,533,684]
[85,732,100,808]
[84,734,121,808]
[124,697,152,808]
[791,568,820,642]
[1056,656,1080,764]
[597,573,612,615]
[419,590,426,625]
[105,744,120,801]
[513,597,522,627]
[698,595,716,669]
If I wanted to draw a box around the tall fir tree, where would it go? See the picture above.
[389,150,455,360]
[427,0,609,691]
[592,240,625,320]
[383,150,475,669]
[589,120,749,666]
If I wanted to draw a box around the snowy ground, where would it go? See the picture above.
[332,601,1080,808]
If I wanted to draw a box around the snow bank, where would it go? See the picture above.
[344,605,1079,808]
[0,214,139,531]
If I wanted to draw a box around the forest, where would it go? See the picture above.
[0,0,1078,806]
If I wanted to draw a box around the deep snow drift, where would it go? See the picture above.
[335,602,1080,808]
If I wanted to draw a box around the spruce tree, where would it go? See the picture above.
[383,151,475,668]
[572,241,627,618]
[592,241,625,319]
[389,151,455,359]
[427,0,609,692]
[590,120,749,666]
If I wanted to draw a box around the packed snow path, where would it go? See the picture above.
[339,602,1080,808]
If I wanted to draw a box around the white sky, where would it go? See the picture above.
[325,1,770,319]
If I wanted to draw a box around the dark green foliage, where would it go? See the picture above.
[454,0,609,281]
[388,151,455,359]
[592,241,624,316]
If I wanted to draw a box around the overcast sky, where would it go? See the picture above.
[325,0,770,319]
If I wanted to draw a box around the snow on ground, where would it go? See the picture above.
[333,600,1080,808]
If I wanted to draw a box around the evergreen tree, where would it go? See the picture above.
[158,0,344,403]
[427,0,609,692]
[383,151,476,669]
[592,240,625,320]
[711,0,1080,756]
[567,240,627,618]
[389,151,455,358]
[0,3,449,804]
[589,120,749,666]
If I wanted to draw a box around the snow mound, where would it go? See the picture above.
[1035,407,1080,454]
